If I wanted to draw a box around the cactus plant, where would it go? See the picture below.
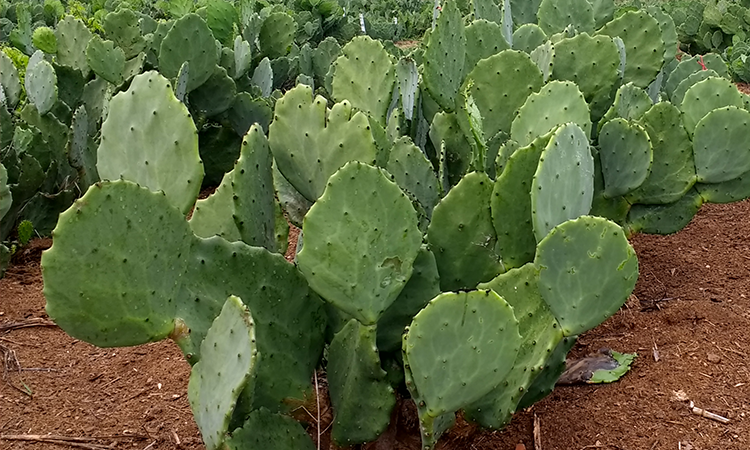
[423,0,465,112]
[159,14,219,93]
[25,51,57,115]
[96,71,203,215]
[85,35,126,86]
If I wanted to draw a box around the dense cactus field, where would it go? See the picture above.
[2,0,750,448]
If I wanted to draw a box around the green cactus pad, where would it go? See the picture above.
[68,106,100,189]
[551,33,620,121]
[531,123,594,242]
[32,27,57,54]
[97,71,203,215]
[692,106,750,184]
[670,69,719,108]
[536,216,638,336]
[386,137,441,218]
[466,50,543,140]
[537,0,595,36]
[598,118,652,198]
[600,82,652,126]
[511,80,591,147]
[85,35,126,86]
[696,171,750,204]
[297,162,421,325]
[517,335,576,409]
[466,263,563,429]
[423,0,466,112]
[103,8,146,59]
[510,0,542,25]
[512,24,547,54]
[0,52,21,109]
[464,20,511,71]
[259,12,296,59]
[427,171,504,292]
[231,124,283,252]
[189,66,237,117]
[626,102,695,205]
[680,77,743,136]
[597,10,664,88]
[664,54,728,100]
[188,295,258,450]
[43,181,191,347]
[627,188,703,235]
[430,111,472,190]
[25,52,57,115]
[332,36,395,124]
[159,14,219,93]
[55,16,92,77]
[590,147,631,226]
[644,6,677,64]
[491,133,551,269]
[404,290,521,417]
[327,319,395,445]
[226,408,314,450]
[0,163,11,222]
[377,247,440,353]
[189,170,241,241]
[183,236,326,410]
[268,84,378,202]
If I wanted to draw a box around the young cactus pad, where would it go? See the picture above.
[96,71,203,215]
[535,216,638,336]
[188,295,258,450]
[404,290,522,419]
[297,161,422,325]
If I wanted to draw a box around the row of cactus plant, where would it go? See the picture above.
[17,0,750,449]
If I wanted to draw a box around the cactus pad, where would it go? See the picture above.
[535,216,638,336]
[327,319,395,445]
[466,50,543,140]
[626,102,695,204]
[332,36,395,124]
[627,188,703,235]
[692,106,750,184]
[680,77,743,136]
[268,85,378,202]
[159,14,219,93]
[598,118,652,198]
[511,80,591,147]
[226,408,314,450]
[427,171,505,291]
[423,0,466,112]
[188,295,258,450]
[42,181,192,347]
[25,52,57,115]
[297,162,421,325]
[531,123,594,242]
[464,19,511,71]
[85,35,126,86]
[97,71,203,215]
[404,290,521,417]
[537,0,595,36]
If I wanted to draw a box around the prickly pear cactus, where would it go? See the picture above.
[466,50,543,140]
[692,106,750,184]
[297,162,422,325]
[680,77,743,135]
[225,408,314,450]
[627,188,703,235]
[43,181,193,347]
[423,0,466,112]
[535,216,638,336]
[0,52,21,109]
[56,15,92,77]
[625,102,695,205]
[0,163,11,222]
[537,0,595,36]
[159,14,219,93]
[96,71,203,215]
[466,263,563,428]
[464,19,510,71]
[268,85,378,202]
[511,80,591,147]
[332,36,395,124]
[86,35,126,86]
[103,8,146,59]
[512,23,547,53]
[598,118,652,198]
[427,171,504,291]
[600,82,653,126]
[491,132,551,269]
[596,10,664,88]
[404,290,522,448]
[386,137,441,218]
[25,51,57,115]
[531,123,594,242]
[327,319,395,445]
[188,295,258,450]
[258,12,296,59]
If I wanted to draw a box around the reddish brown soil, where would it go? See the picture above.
[2,200,750,450]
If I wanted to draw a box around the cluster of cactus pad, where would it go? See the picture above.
[2,0,749,448]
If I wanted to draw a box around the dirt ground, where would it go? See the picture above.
[2,199,750,450]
